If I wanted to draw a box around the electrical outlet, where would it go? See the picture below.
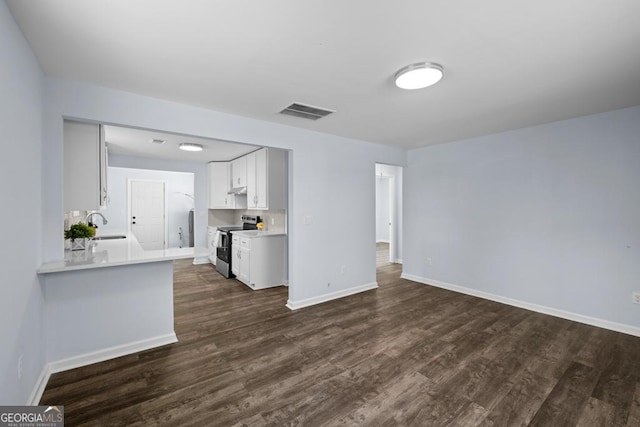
[271,218,275,225]
[340,265,346,274]
[427,257,433,266]
[18,354,23,380]
[327,282,331,288]
[633,292,640,304]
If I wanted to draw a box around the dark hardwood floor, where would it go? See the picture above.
[41,260,640,426]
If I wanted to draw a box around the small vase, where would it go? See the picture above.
[70,238,88,251]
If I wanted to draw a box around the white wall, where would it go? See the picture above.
[43,262,175,364]
[41,78,406,307]
[404,106,640,333]
[0,1,45,404]
[98,166,195,248]
[108,154,207,248]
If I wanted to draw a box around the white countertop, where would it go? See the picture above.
[232,230,287,238]
[38,231,209,274]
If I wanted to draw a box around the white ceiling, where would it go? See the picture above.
[104,125,259,163]
[8,1,640,149]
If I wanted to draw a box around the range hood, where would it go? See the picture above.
[228,186,247,195]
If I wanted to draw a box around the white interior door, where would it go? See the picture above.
[130,180,166,250]
[376,176,391,243]
[388,176,396,263]
[375,164,403,265]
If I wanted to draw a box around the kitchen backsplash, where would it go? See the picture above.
[208,209,287,233]
[64,210,88,230]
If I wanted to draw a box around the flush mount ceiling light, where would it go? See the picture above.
[394,62,444,90]
[179,143,203,152]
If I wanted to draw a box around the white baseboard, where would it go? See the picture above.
[48,332,178,374]
[28,364,51,405]
[286,282,378,310]
[192,256,211,265]
[29,332,177,405]
[393,258,403,264]
[401,273,640,337]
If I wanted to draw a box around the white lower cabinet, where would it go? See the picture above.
[237,237,251,285]
[231,235,240,277]
[234,233,286,290]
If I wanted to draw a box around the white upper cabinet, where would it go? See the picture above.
[231,156,247,188]
[246,148,286,210]
[208,162,247,209]
[209,148,285,211]
[208,162,230,209]
[64,120,108,212]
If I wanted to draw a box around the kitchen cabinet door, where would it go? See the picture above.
[99,125,108,208]
[246,148,286,210]
[64,120,108,211]
[246,150,257,208]
[231,156,247,188]
[208,162,247,209]
[208,162,229,209]
[253,148,268,209]
[238,246,250,285]
[231,236,240,277]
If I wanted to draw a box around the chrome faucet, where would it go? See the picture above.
[85,211,108,225]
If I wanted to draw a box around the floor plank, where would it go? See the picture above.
[39,259,640,426]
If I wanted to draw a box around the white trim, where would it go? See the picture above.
[27,332,177,405]
[376,240,390,244]
[48,333,178,374]
[192,256,210,265]
[401,273,640,337]
[28,364,51,405]
[393,258,403,264]
[286,282,378,310]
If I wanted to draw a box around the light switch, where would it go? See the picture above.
[303,215,312,225]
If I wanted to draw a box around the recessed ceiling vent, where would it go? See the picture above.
[150,138,166,145]
[279,102,335,120]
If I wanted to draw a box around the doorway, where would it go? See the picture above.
[129,179,166,250]
[375,164,403,268]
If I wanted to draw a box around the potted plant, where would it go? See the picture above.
[65,223,96,251]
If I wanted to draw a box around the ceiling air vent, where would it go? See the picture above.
[150,138,166,145]
[279,102,335,120]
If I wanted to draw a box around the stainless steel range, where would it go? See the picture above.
[215,215,260,278]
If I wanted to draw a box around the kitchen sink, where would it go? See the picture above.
[92,235,127,240]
